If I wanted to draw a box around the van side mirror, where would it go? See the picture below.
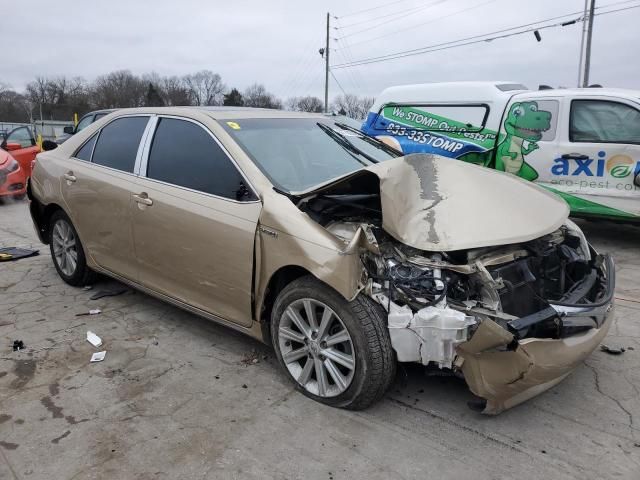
[63,126,75,134]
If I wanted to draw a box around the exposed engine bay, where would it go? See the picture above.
[299,190,611,371]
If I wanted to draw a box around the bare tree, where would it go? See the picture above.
[182,70,225,106]
[243,84,282,109]
[331,94,374,120]
[286,96,324,113]
[161,76,192,106]
[92,70,146,108]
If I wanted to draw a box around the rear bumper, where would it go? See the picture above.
[458,253,615,414]
[27,179,49,244]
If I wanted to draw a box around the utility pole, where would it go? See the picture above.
[577,0,589,86]
[324,12,330,113]
[582,0,596,87]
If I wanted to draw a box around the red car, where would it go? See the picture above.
[0,148,26,199]
[1,126,41,179]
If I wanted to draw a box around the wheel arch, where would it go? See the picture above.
[30,197,66,245]
[257,265,313,345]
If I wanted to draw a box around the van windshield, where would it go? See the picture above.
[220,118,399,192]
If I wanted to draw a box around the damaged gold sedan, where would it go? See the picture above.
[28,108,614,414]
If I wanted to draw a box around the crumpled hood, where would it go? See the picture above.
[303,153,569,251]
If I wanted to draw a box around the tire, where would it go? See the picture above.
[49,210,96,286]
[271,275,395,410]
[12,193,26,201]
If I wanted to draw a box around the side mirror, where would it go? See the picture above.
[63,126,75,134]
[42,140,58,151]
[4,142,22,152]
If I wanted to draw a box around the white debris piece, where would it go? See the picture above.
[86,331,102,348]
[90,351,106,362]
[89,309,101,315]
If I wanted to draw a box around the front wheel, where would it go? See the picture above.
[49,210,96,286]
[271,276,395,410]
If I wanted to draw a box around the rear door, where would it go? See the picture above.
[2,126,40,178]
[548,97,640,219]
[59,115,153,281]
[131,116,261,327]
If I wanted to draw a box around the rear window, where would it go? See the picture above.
[92,116,149,173]
[74,134,97,161]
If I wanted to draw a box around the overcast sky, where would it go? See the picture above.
[4,0,639,100]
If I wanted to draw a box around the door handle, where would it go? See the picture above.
[133,193,153,206]
[561,153,589,160]
[63,172,77,183]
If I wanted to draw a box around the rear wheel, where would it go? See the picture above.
[49,210,96,286]
[271,276,395,410]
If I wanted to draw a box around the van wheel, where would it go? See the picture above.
[49,210,96,286]
[271,276,395,410]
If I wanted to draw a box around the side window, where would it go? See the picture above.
[7,127,34,148]
[570,100,640,143]
[74,134,97,161]
[92,116,149,173]
[146,118,252,200]
[523,99,559,142]
[75,115,94,133]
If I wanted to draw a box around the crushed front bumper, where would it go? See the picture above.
[457,253,615,415]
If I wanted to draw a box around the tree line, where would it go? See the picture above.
[0,70,374,123]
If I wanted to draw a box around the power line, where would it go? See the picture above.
[336,1,444,29]
[337,0,419,19]
[336,1,446,40]
[332,3,640,69]
[330,70,348,96]
[343,0,499,48]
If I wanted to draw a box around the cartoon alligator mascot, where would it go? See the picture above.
[495,101,551,181]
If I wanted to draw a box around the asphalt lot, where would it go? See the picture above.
[1,198,639,480]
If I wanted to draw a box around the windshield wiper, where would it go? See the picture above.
[334,122,401,157]
[317,122,378,165]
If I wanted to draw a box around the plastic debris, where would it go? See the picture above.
[90,351,106,362]
[12,340,25,351]
[0,247,39,262]
[75,309,102,317]
[600,344,626,355]
[86,331,102,348]
[90,285,128,300]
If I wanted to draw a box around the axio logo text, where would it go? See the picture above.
[551,151,640,178]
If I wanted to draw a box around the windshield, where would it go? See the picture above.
[220,118,399,192]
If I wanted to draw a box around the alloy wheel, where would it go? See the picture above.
[52,219,78,277]
[278,298,355,397]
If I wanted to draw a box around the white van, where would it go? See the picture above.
[362,81,640,221]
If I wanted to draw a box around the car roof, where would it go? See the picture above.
[515,87,640,101]
[104,106,328,120]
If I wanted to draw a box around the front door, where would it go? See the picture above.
[2,126,40,178]
[132,116,260,327]
[549,98,640,219]
[60,116,151,281]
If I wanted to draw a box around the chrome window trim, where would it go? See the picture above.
[138,114,260,204]
[133,116,157,175]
